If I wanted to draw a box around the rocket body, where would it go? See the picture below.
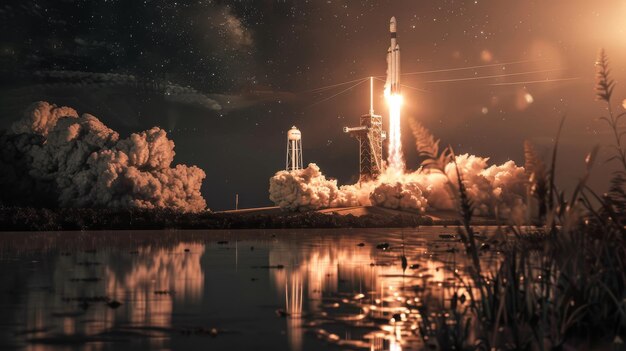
[386,16,400,94]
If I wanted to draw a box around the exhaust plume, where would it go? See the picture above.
[270,157,526,218]
[270,114,527,220]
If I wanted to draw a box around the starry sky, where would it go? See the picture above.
[1,0,626,210]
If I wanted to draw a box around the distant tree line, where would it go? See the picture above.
[0,207,438,231]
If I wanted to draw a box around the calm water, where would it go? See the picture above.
[0,228,499,351]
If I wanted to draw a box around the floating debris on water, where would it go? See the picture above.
[253,265,284,269]
[275,309,290,317]
[154,290,174,295]
[376,243,390,250]
[106,300,122,309]
[69,277,101,282]
[179,327,222,337]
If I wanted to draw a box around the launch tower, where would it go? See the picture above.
[343,77,386,182]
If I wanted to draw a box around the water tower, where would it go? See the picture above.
[286,126,303,171]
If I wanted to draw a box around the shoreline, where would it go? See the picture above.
[0,206,502,231]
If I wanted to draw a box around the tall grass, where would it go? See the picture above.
[415,50,626,350]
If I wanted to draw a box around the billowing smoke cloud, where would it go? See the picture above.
[0,101,207,212]
[269,163,351,211]
[369,182,428,213]
[269,155,527,218]
[445,154,527,218]
[10,101,79,136]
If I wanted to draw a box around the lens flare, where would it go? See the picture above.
[386,91,404,173]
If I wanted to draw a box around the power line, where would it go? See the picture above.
[305,78,369,108]
[302,59,549,93]
[301,77,371,93]
[488,77,580,86]
[372,76,429,93]
[425,68,567,83]
[399,59,546,76]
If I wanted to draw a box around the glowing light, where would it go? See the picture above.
[480,49,493,62]
[386,91,405,173]
[524,93,534,104]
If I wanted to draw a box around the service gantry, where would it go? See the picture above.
[343,77,386,182]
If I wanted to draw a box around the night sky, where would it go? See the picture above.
[1,0,625,210]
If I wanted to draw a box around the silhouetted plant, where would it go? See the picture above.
[413,51,626,350]
[595,49,626,225]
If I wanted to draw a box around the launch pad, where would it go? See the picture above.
[343,77,386,182]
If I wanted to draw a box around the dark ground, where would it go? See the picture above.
[0,206,445,231]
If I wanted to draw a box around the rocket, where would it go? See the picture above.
[386,16,400,94]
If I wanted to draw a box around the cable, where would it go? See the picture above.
[305,78,369,108]
[425,68,567,83]
[400,83,429,93]
[301,59,550,94]
[372,76,429,93]
[489,77,580,86]
[301,76,371,93]
[399,59,546,76]
[303,59,548,93]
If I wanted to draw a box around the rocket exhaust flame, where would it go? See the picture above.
[386,92,404,172]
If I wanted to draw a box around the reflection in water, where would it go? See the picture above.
[105,243,205,329]
[270,234,494,351]
[2,239,205,351]
[285,272,304,351]
[0,228,495,351]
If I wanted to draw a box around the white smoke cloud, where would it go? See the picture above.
[0,101,207,212]
[369,182,428,212]
[269,155,527,219]
[269,163,348,211]
[444,154,527,217]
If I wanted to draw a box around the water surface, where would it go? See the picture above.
[0,228,498,350]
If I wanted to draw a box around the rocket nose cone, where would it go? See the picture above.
[390,16,397,32]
